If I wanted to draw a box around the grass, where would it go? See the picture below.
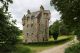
[26,45,53,53]
[14,35,73,53]
[0,35,73,53]
[12,45,32,53]
[49,35,73,41]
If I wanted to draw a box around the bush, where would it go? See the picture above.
[53,32,59,40]
[25,36,72,46]
[65,43,80,53]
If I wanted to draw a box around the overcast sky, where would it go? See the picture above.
[9,0,61,30]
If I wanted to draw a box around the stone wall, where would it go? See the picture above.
[22,6,50,43]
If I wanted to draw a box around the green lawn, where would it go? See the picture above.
[13,35,73,53]
[49,35,73,41]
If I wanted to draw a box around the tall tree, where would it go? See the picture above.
[59,21,72,35]
[50,0,80,37]
[0,0,21,53]
[49,20,60,40]
[49,20,71,40]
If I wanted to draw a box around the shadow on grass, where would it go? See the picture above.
[12,36,73,53]
[23,37,73,47]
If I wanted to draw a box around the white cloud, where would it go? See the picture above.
[9,0,61,30]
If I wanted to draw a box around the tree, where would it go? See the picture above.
[49,20,72,40]
[0,0,21,53]
[50,0,80,38]
[59,21,72,35]
[49,20,60,40]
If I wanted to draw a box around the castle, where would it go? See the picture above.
[22,5,51,43]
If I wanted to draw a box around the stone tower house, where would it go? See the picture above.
[22,5,51,43]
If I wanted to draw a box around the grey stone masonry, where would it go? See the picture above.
[22,5,51,43]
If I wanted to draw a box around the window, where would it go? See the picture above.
[27,18,28,21]
[32,33,33,35]
[39,23,40,26]
[27,24,29,27]
[44,13,48,16]
[27,16,29,21]
[26,33,28,36]
[31,24,33,27]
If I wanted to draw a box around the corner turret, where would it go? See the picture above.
[27,9,31,14]
[40,5,44,12]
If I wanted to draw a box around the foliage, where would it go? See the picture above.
[26,36,72,46]
[24,36,72,53]
[0,0,13,11]
[50,0,80,36]
[49,20,71,40]
[65,43,80,53]
[49,20,60,40]
[50,0,80,52]
[52,32,59,40]
[12,45,32,53]
[0,0,21,53]
[59,22,72,35]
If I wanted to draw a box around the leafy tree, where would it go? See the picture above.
[0,0,21,53]
[50,0,80,38]
[59,21,72,35]
[65,43,80,53]
[49,20,60,40]
[49,20,72,40]
[50,0,80,53]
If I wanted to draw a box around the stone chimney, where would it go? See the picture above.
[40,5,44,12]
[27,9,31,14]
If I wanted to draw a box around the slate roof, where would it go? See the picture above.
[22,10,50,20]
[32,11,40,18]
[31,10,50,18]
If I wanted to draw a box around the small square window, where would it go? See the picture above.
[27,33,28,36]
[27,18,28,21]
[27,24,29,27]
[31,24,33,27]
[32,33,33,35]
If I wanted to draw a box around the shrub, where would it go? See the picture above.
[65,43,80,53]
[53,32,59,40]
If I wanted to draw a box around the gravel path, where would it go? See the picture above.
[38,42,70,53]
